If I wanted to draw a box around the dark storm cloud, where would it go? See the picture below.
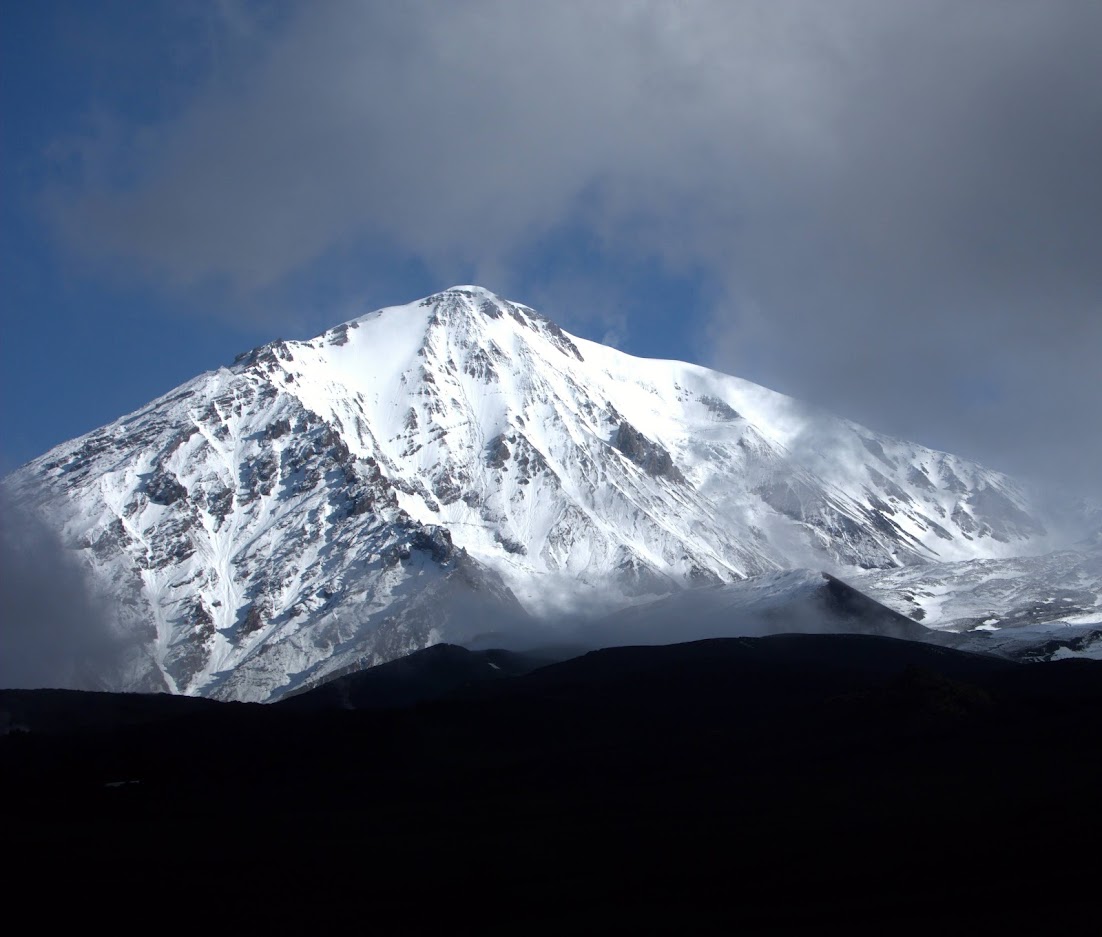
[0,491,126,689]
[47,0,1102,492]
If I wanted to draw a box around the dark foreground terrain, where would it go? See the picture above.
[4,634,1101,934]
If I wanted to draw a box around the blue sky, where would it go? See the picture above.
[1,2,261,467]
[2,1,1100,494]
[0,1,714,470]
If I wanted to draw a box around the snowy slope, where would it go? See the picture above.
[853,541,1102,661]
[854,546,1102,631]
[4,286,1071,700]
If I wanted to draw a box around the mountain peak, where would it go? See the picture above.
[329,284,559,349]
[434,284,501,299]
[419,284,512,316]
[403,284,584,362]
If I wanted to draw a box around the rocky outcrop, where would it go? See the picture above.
[146,472,188,506]
[612,421,685,483]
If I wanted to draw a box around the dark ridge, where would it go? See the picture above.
[0,688,235,735]
[454,632,1019,713]
[277,643,556,712]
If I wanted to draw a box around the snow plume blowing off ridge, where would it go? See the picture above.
[0,491,130,690]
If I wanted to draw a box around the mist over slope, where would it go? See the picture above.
[0,491,127,690]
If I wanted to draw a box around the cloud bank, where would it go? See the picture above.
[0,492,126,689]
[47,0,1102,492]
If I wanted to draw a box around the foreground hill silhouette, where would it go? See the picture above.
[3,633,1100,933]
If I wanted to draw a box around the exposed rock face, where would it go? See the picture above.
[146,472,188,506]
[486,434,511,469]
[411,525,455,563]
[612,421,685,483]
[700,395,740,421]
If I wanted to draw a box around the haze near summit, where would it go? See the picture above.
[2,0,1099,498]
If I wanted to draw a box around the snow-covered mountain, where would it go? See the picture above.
[4,286,1072,700]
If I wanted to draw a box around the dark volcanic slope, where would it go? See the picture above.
[0,687,235,734]
[276,643,563,712]
[820,572,932,639]
[462,632,1016,707]
[3,634,1101,933]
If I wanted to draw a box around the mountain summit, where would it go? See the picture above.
[6,286,1056,699]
